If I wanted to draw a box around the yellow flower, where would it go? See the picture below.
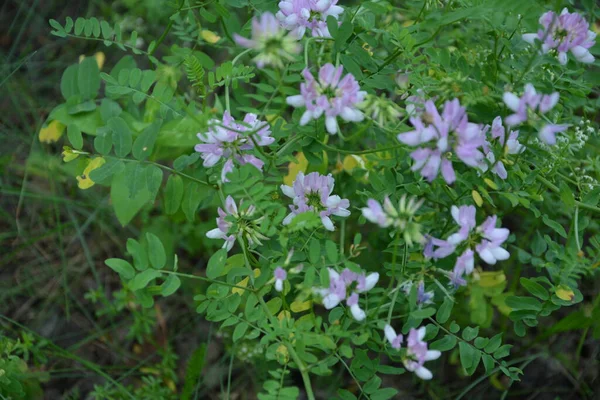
[77,157,106,189]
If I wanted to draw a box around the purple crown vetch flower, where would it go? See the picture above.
[276,0,344,38]
[361,195,425,246]
[397,99,485,184]
[522,8,596,65]
[234,12,301,68]
[281,171,350,231]
[427,205,510,287]
[403,327,441,380]
[206,196,268,252]
[315,268,379,321]
[273,267,287,292]
[384,324,403,350]
[286,64,366,135]
[195,111,274,182]
[479,117,525,180]
[503,84,569,145]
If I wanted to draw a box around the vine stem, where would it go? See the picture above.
[150,0,185,56]
[225,48,253,113]
[285,342,316,400]
[161,270,256,292]
[387,242,407,325]
[106,156,216,190]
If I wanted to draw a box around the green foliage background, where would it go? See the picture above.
[1,0,599,399]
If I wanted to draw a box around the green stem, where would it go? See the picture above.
[285,342,316,400]
[535,175,600,214]
[161,270,255,292]
[387,243,407,324]
[150,0,185,56]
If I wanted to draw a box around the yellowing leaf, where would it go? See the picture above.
[342,155,366,173]
[290,300,312,313]
[201,30,221,44]
[276,344,289,363]
[472,190,483,207]
[484,178,498,190]
[62,146,79,162]
[232,268,261,295]
[39,120,65,143]
[284,152,308,186]
[555,285,575,301]
[94,52,106,70]
[478,271,506,288]
[79,52,105,70]
[77,157,106,189]
[277,310,291,321]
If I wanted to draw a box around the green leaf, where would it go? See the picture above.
[129,269,162,291]
[110,170,151,226]
[430,335,457,351]
[492,344,512,359]
[182,182,204,221]
[164,175,184,215]
[145,165,163,202]
[326,15,338,38]
[483,333,502,353]
[173,153,201,171]
[127,238,149,271]
[105,258,135,279]
[67,123,83,150]
[371,388,398,400]
[335,20,353,51]
[74,17,85,35]
[89,158,124,184]
[124,162,147,199]
[325,240,338,263]
[411,307,436,319]
[542,215,567,238]
[108,117,133,158]
[462,326,479,341]
[482,354,495,373]
[67,100,96,115]
[146,232,166,269]
[520,278,549,301]
[161,274,181,296]
[181,344,207,400]
[99,98,123,122]
[458,342,481,376]
[309,239,321,264]
[436,297,453,324]
[60,64,79,100]
[132,119,162,160]
[206,249,227,279]
[94,127,113,155]
[77,56,100,100]
[506,296,542,311]
[233,322,248,342]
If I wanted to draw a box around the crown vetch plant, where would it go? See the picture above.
[39,0,600,398]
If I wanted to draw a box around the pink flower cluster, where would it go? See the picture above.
[195,111,274,182]
[425,205,510,287]
[397,99,485,184]
[287,64,366,134]
[281,171,350,231]
[316,268,379,321]
[503,84,569,145]
[384,325,441,380]
[276,0,344,38]
[523,8,596,65]
[480,116,525,180]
